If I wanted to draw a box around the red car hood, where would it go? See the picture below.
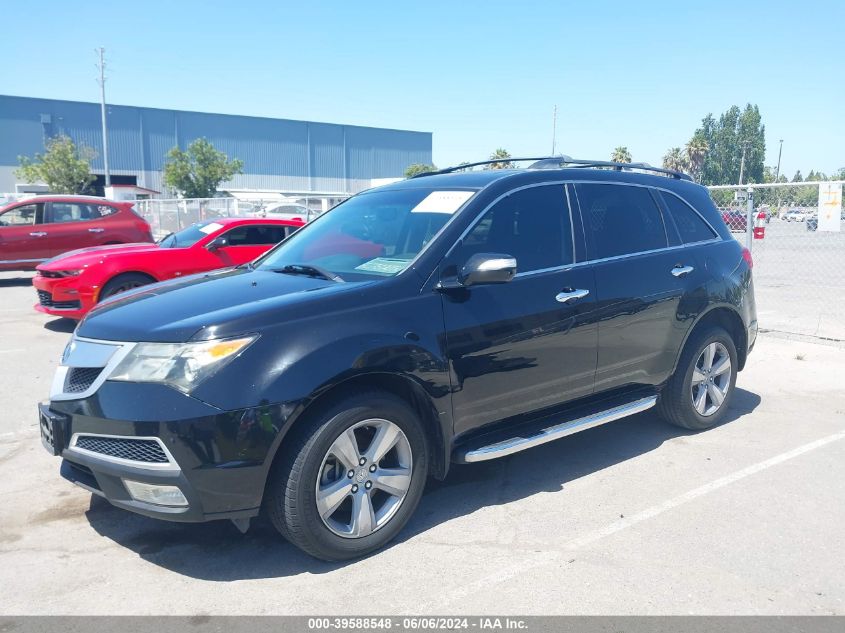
[38,243,161,270]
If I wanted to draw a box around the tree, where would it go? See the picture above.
[404,163,438,178]
[487,148,512,169]
[662,147,689,173]
[611,146,632,163]
[163,138,244,198]
[684,134,708,182]
[696,104,765,185]
[791,170,803,182]
[16,135,96,194]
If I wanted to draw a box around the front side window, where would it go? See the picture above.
[256,188,477,280]
[223,224,289,246]
[577,183,667,259]
[0,204,39,226]
[452,184,572,273]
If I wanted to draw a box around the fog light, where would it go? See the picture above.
[123,480,188,507]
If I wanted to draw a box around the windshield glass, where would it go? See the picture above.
[158,220,225,248]
[255,188,476,279]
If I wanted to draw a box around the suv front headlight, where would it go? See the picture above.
[108,335,257,393]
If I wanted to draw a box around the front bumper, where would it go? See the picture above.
[40,381,292,523]
[32,273,96,319]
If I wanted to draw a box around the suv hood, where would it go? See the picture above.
[76,267,368,343]
[39,243,160,269]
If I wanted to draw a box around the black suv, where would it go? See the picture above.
[39,157,757,561]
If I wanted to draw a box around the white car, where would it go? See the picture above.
[256,203,311,222]
[783,209,807,222]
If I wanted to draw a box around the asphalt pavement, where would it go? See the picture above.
[0,271,844,615]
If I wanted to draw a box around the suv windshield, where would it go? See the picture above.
[256,188,476,279]
[158,220,225,248]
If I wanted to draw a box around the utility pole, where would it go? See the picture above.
[738,143,748,185]
[96,47,111,188]
[551,105,557,155]
[774,139,784,182]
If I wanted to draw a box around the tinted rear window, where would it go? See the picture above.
[662,193,717,244]
[577,184,667,259]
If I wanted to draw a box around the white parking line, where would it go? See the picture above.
[0,348,26,354]
[564,429,845,549]
[427,429,845,610]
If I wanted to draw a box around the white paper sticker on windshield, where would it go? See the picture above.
[355,258,410,275]
[411,191,474,214]
[199,222,224,234]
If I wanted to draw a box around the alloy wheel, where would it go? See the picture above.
[315,418,413,539]
[690,342,732,417]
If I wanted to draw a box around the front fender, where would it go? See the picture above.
[191,293,451,413]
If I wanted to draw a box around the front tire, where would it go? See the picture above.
[99,272,154,301]
[266,391,428,561]
[658,326,738,430]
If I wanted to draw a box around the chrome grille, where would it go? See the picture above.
[74,436,169,464]
[64,367,103,394]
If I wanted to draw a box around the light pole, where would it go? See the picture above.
[96,47,111,188]
[551,105,557,155]
[774,139,783,182]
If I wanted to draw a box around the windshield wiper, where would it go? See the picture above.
[156,232,174,246]
[272,264,344,283]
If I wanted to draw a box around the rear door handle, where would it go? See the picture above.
[88,228,105,233]
[29,231,47,237]
[671,265,694,278]
[556,288,590,304]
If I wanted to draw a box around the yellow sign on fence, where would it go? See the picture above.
[817,182,842,232]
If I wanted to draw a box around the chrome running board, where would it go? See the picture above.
[454,395,658,463]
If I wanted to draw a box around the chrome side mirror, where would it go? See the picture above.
[458,253,517,286]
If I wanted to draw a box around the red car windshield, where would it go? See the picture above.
[158,220,226,248]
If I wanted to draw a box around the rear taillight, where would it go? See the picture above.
[741,247,753,269]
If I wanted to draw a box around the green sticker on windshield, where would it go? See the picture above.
[355,258,410,274]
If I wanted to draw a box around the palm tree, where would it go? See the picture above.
[487,148,513,169]
[611,146,632,163]
[662,147,689,173]
[684,137,709,182]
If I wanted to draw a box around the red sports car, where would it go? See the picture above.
[33,217,303,319]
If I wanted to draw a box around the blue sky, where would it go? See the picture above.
[1,0,842,177]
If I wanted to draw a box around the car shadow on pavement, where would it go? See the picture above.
[0,275,33,287]
[43,318,76,333]
[83,387,760,581]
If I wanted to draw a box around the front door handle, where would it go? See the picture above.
[671,265,694,278]
[88,228,105,233]
[29,231,47,237]
[556,288,590,304]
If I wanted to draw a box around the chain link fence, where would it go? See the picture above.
[708,181,845,340]
[135,194,349,240]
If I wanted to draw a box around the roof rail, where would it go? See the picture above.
[530,157,692,181]
[410,157,568,177]
[412,155,692,181]
[29,193,110,199]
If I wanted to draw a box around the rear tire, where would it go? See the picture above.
[658,326,738,430]
[266,391,428,561]
[99,273,154,301]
